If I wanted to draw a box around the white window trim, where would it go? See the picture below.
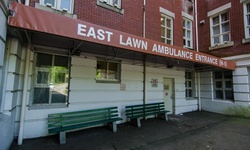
[213,71,234,100]
[185,72,195,98]
[99,0,121,8]
[182,11,194,21]
[40,0,74,14]
[241,0,250,3]
[161,14,174,45]
[97,0,124,14]
[209,11,231,47]
[207,3,231,17]
[160,7,175,19]
[207,3,232,47]
[160,8,174,45]
[242,1,250,41]
[30,53,70,109]
[182,12,193,49]
[96,59,121,83]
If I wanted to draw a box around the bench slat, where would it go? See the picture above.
[48,106,121,134]
[49,117,122,134]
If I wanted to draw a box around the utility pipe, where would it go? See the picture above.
[195,0,199,52]
[18,44,31,145]
[194,0,201,111]
[143,0,146,38]
[142,0,147,105]
[18,1,31,145]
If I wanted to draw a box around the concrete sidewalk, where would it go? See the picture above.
[10,111,250,150]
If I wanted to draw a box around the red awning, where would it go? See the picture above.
[8,2,235,70]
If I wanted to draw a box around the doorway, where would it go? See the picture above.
[163,78,175,114]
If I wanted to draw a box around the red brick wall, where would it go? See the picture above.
[198,0,250,57]
[29,0,194,48]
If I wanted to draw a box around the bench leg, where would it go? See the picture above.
[59,132,66,144]
[130,118,141,127]
[107,122,117,132]
[112,122,117,132]
[165,112,168,121]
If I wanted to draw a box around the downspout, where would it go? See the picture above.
[142,0,147,104]
[194,0,201,111]
[18,42,31,145]
[18,1,31,145]
[143,0,146,105]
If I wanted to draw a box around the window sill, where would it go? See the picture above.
[28,104,68,110]
[96,79,121,84]
[186,97,197,100]
[242,38,250,44]
[96,1,124,14]
[213,99,234,103]
[209,41,234,50]
[184,47,194,50]
[35,3,77,19]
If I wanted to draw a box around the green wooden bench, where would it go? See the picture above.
[125,102,170,127]
[48,106,122,144]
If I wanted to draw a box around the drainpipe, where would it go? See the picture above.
[195,0,199,52]
[17,2,31,145]
[194,0,201,111]
[143,0,146,38]
[18,44,31,145]
[143,0,147,105]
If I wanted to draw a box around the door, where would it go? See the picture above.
[163,78,175,114]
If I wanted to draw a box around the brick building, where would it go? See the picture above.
[0,0,248,149]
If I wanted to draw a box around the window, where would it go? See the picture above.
[243,2,250,39]
[40,0,74,13]
[161,14,173,45]
[185,72,193,98]
[183,18,193,48]
[99,0,122,9]
[210,12,230,46]
[214,71,234,100]
[96,60,121,83]
[33,53,69,106]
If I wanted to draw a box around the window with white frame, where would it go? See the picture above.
[161,14,173,45]
[40,0,74,13]
[243,2,250,39]
[99,0,122,9]
[96,60,121,83]
[185,72,194,98]
[210,12,230,46]
[183,18,193,48]
[214,71,234,100]
[32,53,69,106]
